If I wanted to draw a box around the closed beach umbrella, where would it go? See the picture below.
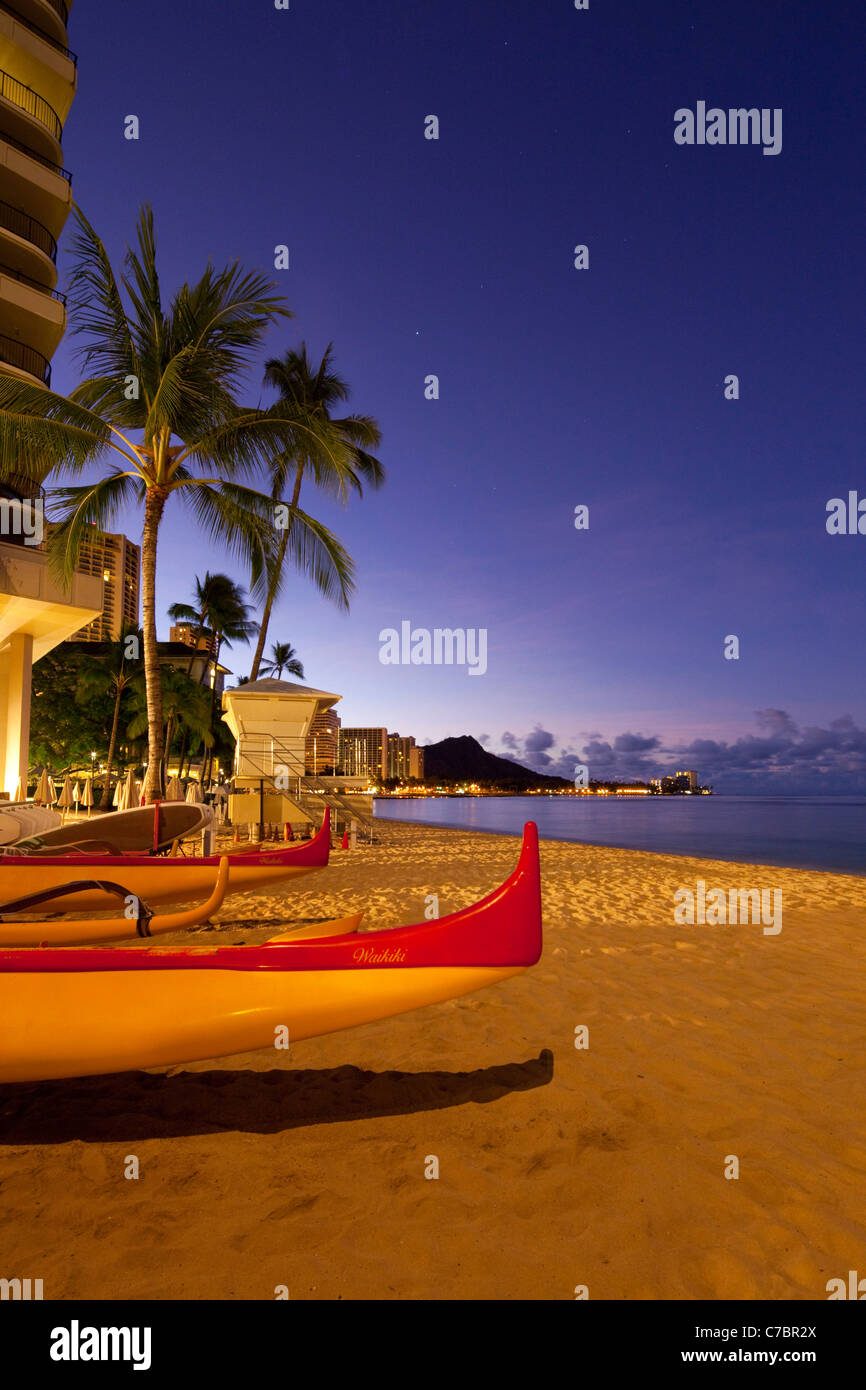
[13,776,26,803]
[34,768,52,805]
[57,776,75,810]
[185,781,203,804]
[82,779,94,814]
[47,775,57,804]
[121,767,138,811]
[113,778,125,809]
[72,782,82,805]
[165,775,184,802]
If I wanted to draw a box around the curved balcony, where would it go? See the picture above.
[0,330,51,384]
[0,129,71,246]
[0,3,76,62]
[9,0,67,42]
[0,65,63,142]
[0,197,56,260]
[0,123,69,178]
[0,258,65,365]
[0,260,64,303]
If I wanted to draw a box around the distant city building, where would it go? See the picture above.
[169,623,216,658]
[387,733,418,780]
[339,727,388,781]
[71,530,140,642]
[409,745,424,780]
[306,708,340,774]
[651,770,703,794]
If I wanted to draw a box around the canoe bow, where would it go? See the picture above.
[0,823,542,1083]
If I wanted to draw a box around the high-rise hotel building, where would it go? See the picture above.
[387,733,424,781]
[305,708,340,775]
[72,529,141,641]
[338,727,388,782]
[0,0,76,389]
[0,4,104,799]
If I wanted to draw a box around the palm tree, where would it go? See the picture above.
[259,641,304,680]
[201,581,258,785]
[126,666,213,773]
[0,205,353,800]
[168,573,258,780]
[75,628,143,807]
[168,572,252,682]
[247,342,384,681]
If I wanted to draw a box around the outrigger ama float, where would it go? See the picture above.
[0,808,332,920]
[0,823,542,1084]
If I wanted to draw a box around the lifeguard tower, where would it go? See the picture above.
[222,678,372,838]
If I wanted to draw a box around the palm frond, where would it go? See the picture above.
[175,478,279,597]
[65,204,142,389]
[263,503,355,610]
[46,471,143,583]
[0,374,122,481]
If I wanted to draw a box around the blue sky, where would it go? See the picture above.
[48,0,866,791]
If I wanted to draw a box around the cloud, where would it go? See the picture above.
[755,708,799,738]
[677,712,866,791]
[525,726,555,753]
[613,731,661,754]
[489,710,866,792]
[477,732,490,746]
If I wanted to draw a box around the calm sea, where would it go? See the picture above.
[374,795,866,875]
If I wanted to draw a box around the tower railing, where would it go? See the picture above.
[235,735,374,836]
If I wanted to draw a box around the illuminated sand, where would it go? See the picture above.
[1,819,864,1300]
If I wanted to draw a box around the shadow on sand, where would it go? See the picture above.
[0,1050,554,1144]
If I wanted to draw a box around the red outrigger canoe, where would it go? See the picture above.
[0,809,331,922]
[0,823,542,1083]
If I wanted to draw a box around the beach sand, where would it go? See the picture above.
[1,818,864,1300]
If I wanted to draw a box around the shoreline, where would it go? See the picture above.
[371,813,866,883]
[372,804,866,879]
[2,817,864,1299]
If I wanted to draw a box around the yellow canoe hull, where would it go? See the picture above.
[0,860,321,920]
[0,821,543,1084]
[0,811,331,917]
[0,963,521,1083]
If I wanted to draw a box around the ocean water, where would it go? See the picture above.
[374,795,866,875]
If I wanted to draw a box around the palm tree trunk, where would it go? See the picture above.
[101,678,123,809]
[202,635,223,785]
[249,465,303,680]
[248,528,288,680]
[142,486,168,801]
[175,727,190,781]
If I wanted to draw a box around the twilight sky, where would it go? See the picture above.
[49,0,865,792]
